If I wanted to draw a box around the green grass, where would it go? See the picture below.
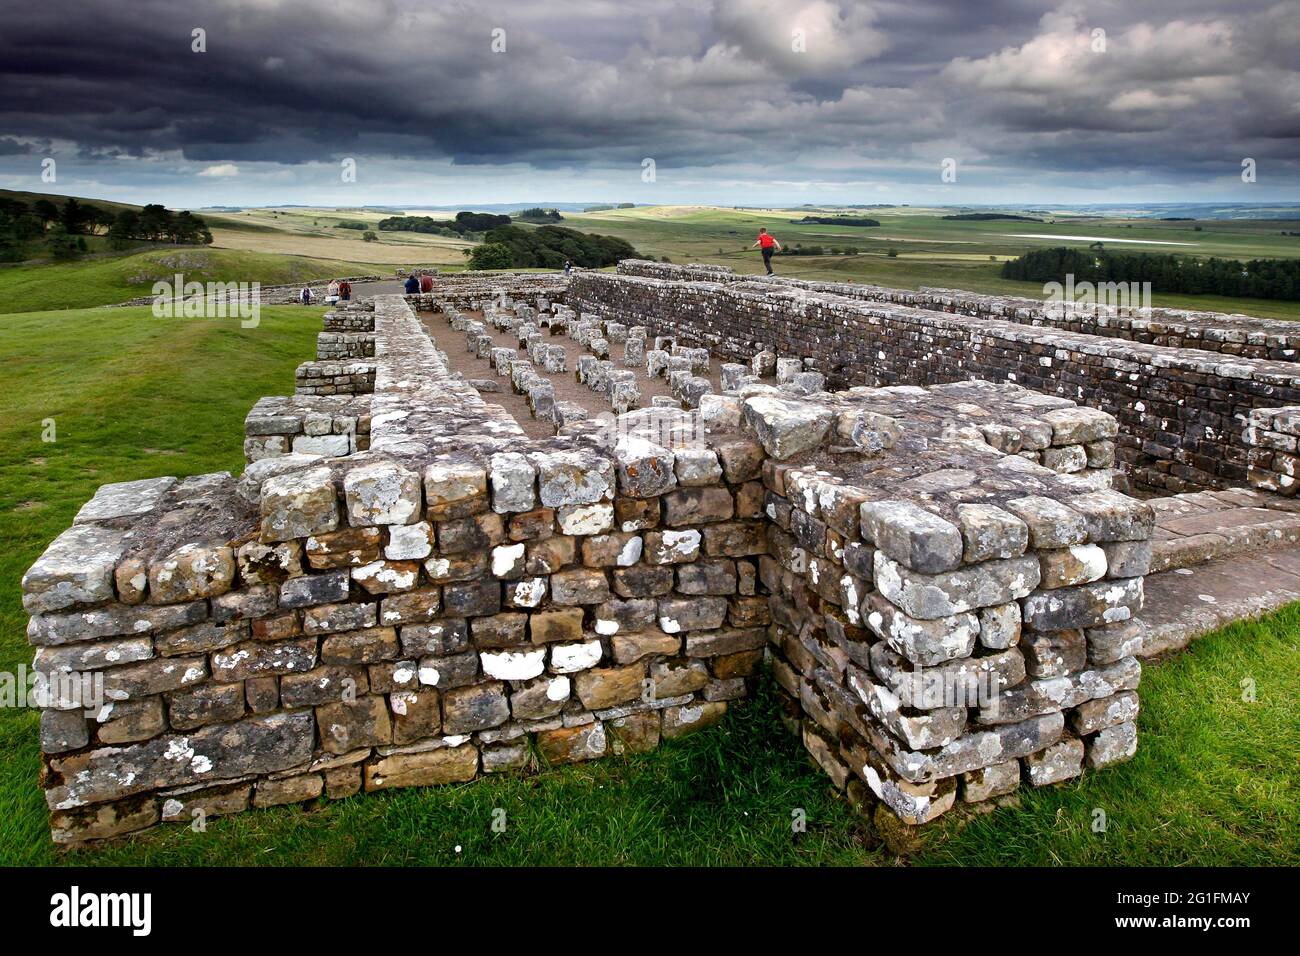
[0,248,386,314]
[0,243,1296,865]
[921,608,1300,866]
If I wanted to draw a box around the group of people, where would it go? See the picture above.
[403,271,436,295]
[298,279,353,305]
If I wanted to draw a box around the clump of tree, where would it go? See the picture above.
[941,213,1042,221]
[515,207,564,223]
[106,205,212,249]
[0,196,209,260]
[377,211,512,236]
[466,225,638,270]
[790,216,880,227]
[335,220,368,230]
[1001,246,1300,301]
[0,198,45,261]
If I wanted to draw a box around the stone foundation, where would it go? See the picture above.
[23,273,1168,846]
[562,261,1300,494]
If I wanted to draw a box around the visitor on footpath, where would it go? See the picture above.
[418,271,434,294]
[563,260,572,275]
[300,286,313,305]
[339,279,352,301]
[752,228,781,275]
[326,279,340,304]
[403,273,420,295]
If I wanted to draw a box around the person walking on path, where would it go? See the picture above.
[339,279,352,301]
[403,273,419,295]
[752,228,781,275]
[418,271,434,294]
[299,286,313,305]
[326,279,340,304]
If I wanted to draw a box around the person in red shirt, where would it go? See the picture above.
[752,228,782,275]
[418,272,434,294]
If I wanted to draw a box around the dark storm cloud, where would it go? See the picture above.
[0,0,1295,189]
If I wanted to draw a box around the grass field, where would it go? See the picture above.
[206,207,477,265]
[0,248,391,314]
[0,303,1295,866]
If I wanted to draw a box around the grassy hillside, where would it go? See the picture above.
[0,247,389,313]
[0,302,1294,866]
[0,187,140,214]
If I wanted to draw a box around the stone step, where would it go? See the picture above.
[1136,548,1300,657]
[1148,489,1300,573]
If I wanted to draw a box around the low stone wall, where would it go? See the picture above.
[404,273,568,313]
[21,285,1156,847]
[621,260,1300,362]
[317,332,376,360]
[23,295,763,844]
[749,386,1149,822]
[244,395,371,461]
[1245,405,1300,495]
[570,268,1300,494]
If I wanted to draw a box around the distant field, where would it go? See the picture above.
[209,228,472,265]
[0,247,389,314]
[559,206,1300,320]
[206,207,476,265]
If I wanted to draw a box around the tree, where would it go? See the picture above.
[107,210,140,250]
[362,230,378,242]
[46,224,81,260]
[467,243,515,270]
[33,199,58,232]
[87,206,116,236]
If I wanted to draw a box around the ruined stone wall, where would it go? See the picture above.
[405,274,567,313]
[620,260,1300,362]
[570,269,1300,494]
[22,287,1155,847]
[22,296,765,845]
[746,387,1149,823]
[1244,405,1300,495]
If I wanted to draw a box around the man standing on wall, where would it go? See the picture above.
[752,227,781,275]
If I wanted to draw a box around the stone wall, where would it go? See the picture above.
[748,385,1149,823]
[23,295,766,845]
[1245,405,1300,495]
[621,260,1300,362]
[22,282,1155,847]
[569,267,1300,493]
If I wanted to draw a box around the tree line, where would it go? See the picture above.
[0,195,211,261]
[466,225,638,270]
[377,211,512,237]
[1001,246,1300,302]
[790,215,880,227]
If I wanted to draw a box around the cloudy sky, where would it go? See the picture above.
[1,0,1297,207]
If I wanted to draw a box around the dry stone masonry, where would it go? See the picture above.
[572,261,1300,494]
[24,261,1273,847]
